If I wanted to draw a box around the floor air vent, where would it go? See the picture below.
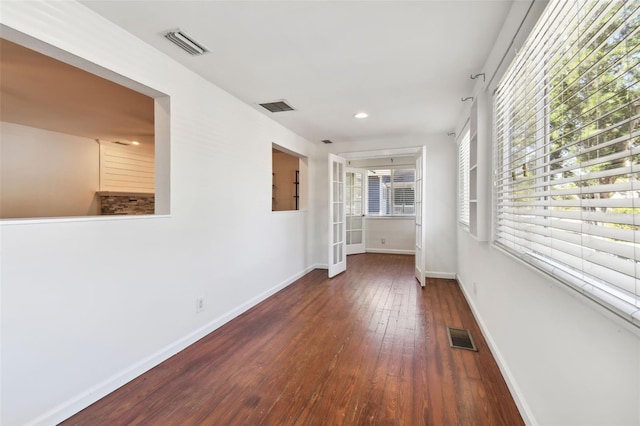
[447,327,478,351]
[259,100,295,113]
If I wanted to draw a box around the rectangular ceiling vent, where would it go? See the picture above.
[165,30,208,56]
[322,139,333,144]
[259,100,295,113]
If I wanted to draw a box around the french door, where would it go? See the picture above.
[328,153,346,278]
[346,168,366,255]
[415,146,427,286]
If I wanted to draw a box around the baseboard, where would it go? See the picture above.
[365,248,415,255]
[455,275,537,426]
[29,265,318,426]
[425,271,456,279]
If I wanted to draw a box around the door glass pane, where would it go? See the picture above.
[333,243,344,264]
[352,230,362,244]
[352,216,362,231]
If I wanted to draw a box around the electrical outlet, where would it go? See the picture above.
[196,297,204,313]
[381,238,386,244]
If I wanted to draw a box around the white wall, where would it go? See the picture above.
[0,122,100,218]
[455,1,640,424]
[0,2,319,425]
[458,234,640,425]
[317,135,457,277]
[365,217,414,254]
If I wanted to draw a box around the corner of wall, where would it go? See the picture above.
[456,275,537,426]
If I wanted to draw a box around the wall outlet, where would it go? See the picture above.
[381,238,386,244]
[196,297,204,313]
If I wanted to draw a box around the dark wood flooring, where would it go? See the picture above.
[62,253,523,425]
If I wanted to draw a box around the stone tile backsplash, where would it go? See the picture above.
[99,195,155,215]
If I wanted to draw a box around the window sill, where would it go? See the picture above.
[271,209,308,214]
[1,214,171,226]
[365,215,415,220]
[490,242,640,337]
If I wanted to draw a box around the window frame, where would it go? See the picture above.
[366,167,416,217]
[458,128,471,228]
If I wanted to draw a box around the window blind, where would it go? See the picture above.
[494,0,640,326]
[367,168,416,216]
[458,130,471,227]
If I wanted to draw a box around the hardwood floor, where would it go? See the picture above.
[62,253,523,425]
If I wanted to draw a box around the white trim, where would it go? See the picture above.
[27,265,318,426]
[365,215,415,221]
[1,214,171,226]
[365,248,415,255]
[425,271,456,280]
[456,275,537,426]
[271,209,309,215]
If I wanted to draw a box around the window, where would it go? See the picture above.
[367,168,415,216]
[0,37,169,219]
[458,129,471,227]
[272,144,307,211]
[494,0,640,325]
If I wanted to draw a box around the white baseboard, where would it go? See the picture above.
[365,248,415,255]
[455,275,537,426]
[425,271,456,279]
[30,265,318,426]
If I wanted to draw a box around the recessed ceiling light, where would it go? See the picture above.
[131,141,140,146]
[354,112,369,119]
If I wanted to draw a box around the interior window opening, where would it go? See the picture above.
[272,144,307,211]
[0,36,170,219]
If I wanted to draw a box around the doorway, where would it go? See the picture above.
[328,146,427,285]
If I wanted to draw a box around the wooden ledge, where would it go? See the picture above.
[96,191,154,197]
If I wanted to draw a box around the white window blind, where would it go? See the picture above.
[495,0,640,326]
[458,129,471,227]
[367,168,415,216]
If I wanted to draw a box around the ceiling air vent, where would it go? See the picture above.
[164,30,208,56]
[259,100,295,113]
[322,139,333,144]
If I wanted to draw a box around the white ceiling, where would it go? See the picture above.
[81,0,513,145]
